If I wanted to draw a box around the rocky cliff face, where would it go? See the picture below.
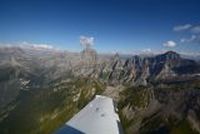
[80,47,97,65]
[72,50,200,86]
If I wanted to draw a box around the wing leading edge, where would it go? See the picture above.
[55,95,123,134]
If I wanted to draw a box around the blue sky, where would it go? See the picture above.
[0,0,200,54]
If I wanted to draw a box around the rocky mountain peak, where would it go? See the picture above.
[131,55,144,66]
[113,53,120,62]
[81,48,97,65]
[154,51,181,65]
[164,51,180,59]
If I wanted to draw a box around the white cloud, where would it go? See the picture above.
[173,24,192,31]
[180,35,197,43]
[80,36,94,48]
[191,25,200,33]
[142,48,152,53]
[22,41,53,49]
[163,40,177,48]
[32,44,53,49]
[181,35,200,44]
[173,23,200,45]
[173,24,200,33]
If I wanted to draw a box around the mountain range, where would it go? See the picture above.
[0,46,200,134]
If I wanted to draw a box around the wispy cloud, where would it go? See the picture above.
[173,23,200,45]
[174,24,200,34]
[191,25,200,33]
[80,36,94,49]
[173,24,192,32]
[142,48,152,53]
[22,41,54,49]
[180,35,200,44]
[163,40,177,48]
[180,35,196,43]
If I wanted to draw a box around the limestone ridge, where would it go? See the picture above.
[80,47,97,65]
[0,46,199,107]
[74,50,200,86]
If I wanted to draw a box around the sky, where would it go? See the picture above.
[0,0,200,55]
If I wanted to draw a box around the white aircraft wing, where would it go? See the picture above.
[55,95,123,134]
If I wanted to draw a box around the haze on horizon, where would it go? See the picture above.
[0,0,200,55]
